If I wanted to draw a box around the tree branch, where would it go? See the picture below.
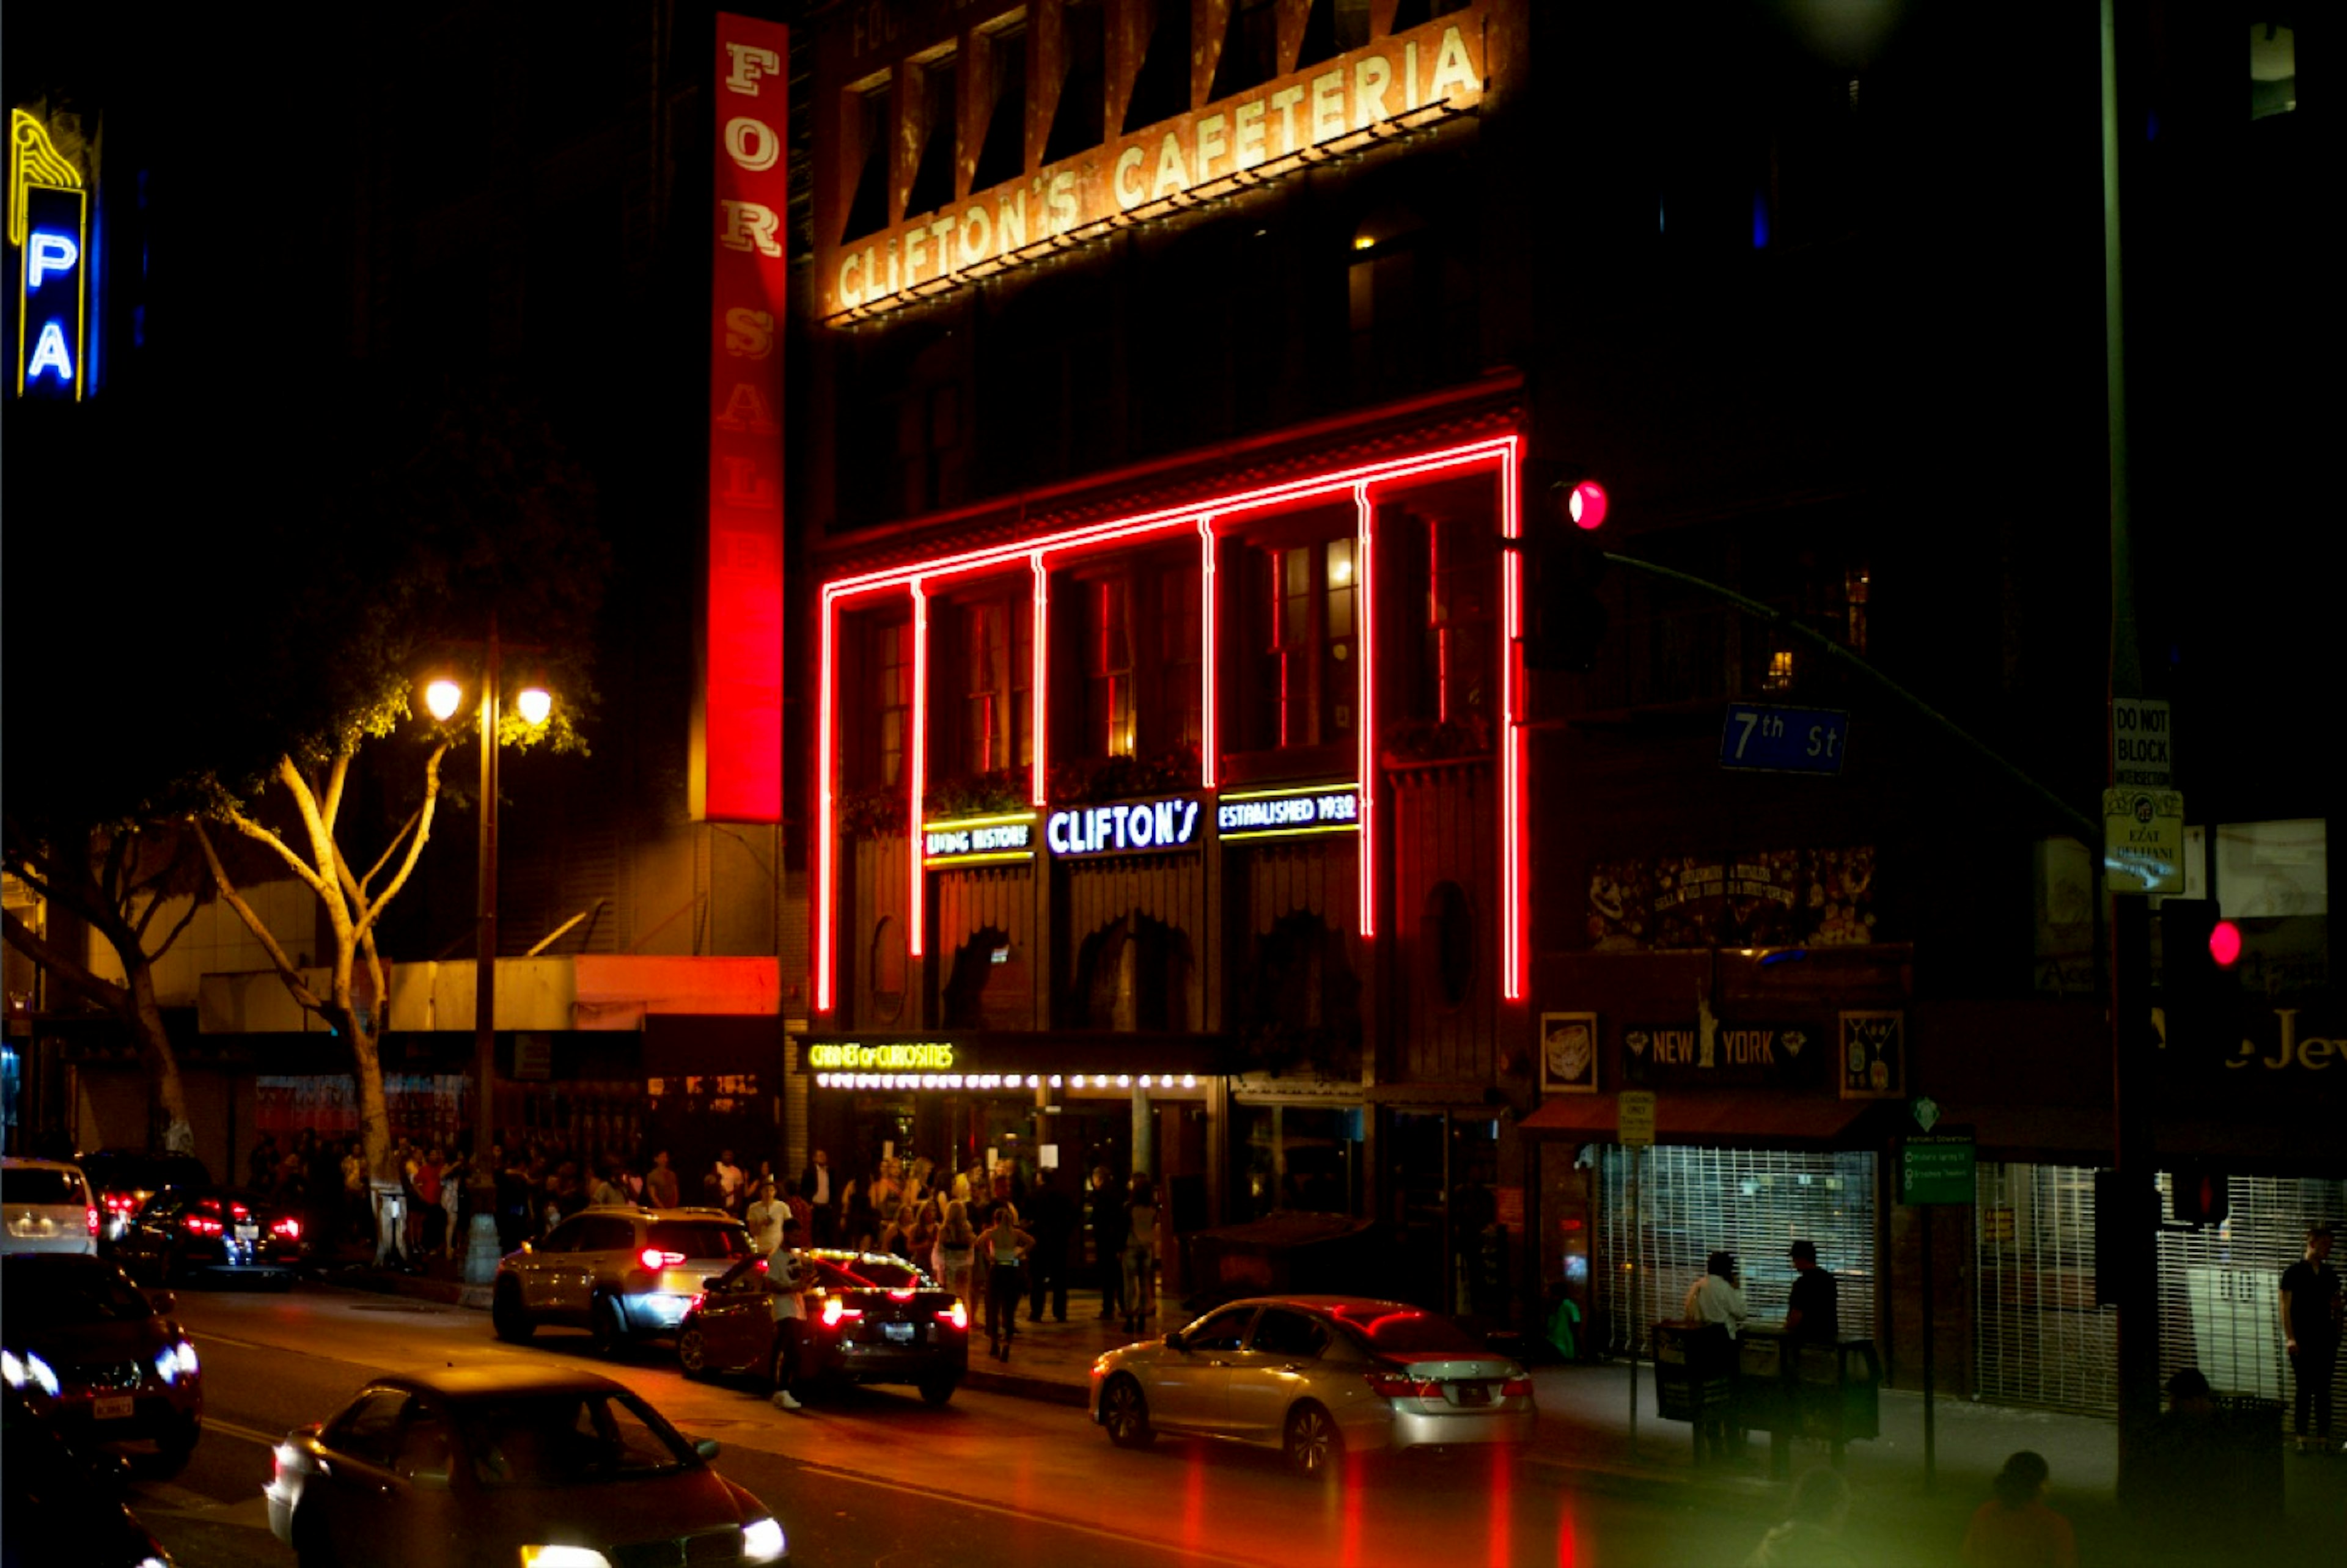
[351,741,447,947]
[222,800,337,902]
[0,907,132,1021]
[359,805,424,898]
[319,750,351,842]
[278,756,356,947]
[189,819,325,1016]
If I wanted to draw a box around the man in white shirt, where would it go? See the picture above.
[713,1149,746,1215]
[744,1180,788,1257]
[1682,1250,1749,1465]
[767,1242,808,1411]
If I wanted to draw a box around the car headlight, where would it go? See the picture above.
[2,1350,60,1398]
[518,1548,614,1568]
[175,1339,200,1377]
[741,1517,787,1565]
[155,1348,180,1385]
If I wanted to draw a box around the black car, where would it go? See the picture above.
[0,1253,203,1475]
[111,1184,307,1288]
[677,1249,969,1405]
[76,1150,212,1248]
[2,1385,178,1567]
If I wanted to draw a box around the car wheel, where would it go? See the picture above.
[918,1376,957,1407]
[1101,1375,1154,1449]
[491,1279,535,1343]
[589,1294,628,1357]
[147,1418,200,1479]
[678,1324,712,1380]
[1283,1402,1343,1481]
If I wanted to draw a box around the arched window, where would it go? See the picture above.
[870,917,906,1024]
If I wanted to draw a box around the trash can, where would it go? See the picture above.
[2210,1395,2286,1519]
[1739,1327,1879,1474]
[1651,1321,1741,1461]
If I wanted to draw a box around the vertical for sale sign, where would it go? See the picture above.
[697,15,790,822]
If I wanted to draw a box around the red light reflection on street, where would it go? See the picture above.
[1180,1445,1207,1555]
[1554,1504,1579,1566]
[1485,1451,1513,1566]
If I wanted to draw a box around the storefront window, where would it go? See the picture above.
[1233,1104,1361,1221]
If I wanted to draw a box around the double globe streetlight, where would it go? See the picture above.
[423,632,551,1281]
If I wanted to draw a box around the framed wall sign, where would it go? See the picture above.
[1838,1010,1906,1099]
[1540,1011,1598,1094]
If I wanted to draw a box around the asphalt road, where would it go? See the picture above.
[126,1282,1768,1568]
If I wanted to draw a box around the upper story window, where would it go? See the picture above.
[1240,534,1355,753]
[1296,0,1375,70]
[1044,0,1106,164]
[957,595,1032,776]
[870,615,913,788]
[1122,0,1191,134]
[973,22,1027,192]
[1427,512,1495,727]
[1085,576,1136,758]
[1210,0,1282,103]
[906,49,959,218]
[1156,564,1203,753]
[841,76,894,243]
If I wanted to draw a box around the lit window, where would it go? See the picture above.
[1086,577,1135,758]
[960,598,1031,775]
[1244,537,1356,752]
[1844,567,1870,655]
[873,618,913,786]
[1763,650,1795,693]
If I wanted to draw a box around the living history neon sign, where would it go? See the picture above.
[818,8,1488,321]
[923,812,1037,866]
[10,109,89,401]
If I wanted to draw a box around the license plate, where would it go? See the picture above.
[236,1223,259,1241]
[93,1396,134,1421]
[1456,1383,1491,1406]
[884,1322,915,1344]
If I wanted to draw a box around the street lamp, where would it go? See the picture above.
[425,618,551,1281]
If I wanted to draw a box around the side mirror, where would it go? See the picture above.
[694,1437,721,1462]
[1164,1332,1185,1351]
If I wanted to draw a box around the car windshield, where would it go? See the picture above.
[0,1261,152,1327]
[456,1391,692,1487]
[2,1169,85,1206]
[1326,1306,1488,1355]
[647,1221,751,1260]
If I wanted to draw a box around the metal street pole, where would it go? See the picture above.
[476,614,501,1168]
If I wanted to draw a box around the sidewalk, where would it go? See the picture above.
[333,1261,2347,1553]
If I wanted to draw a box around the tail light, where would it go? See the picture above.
[183,1215,224,1237]
[1365,1369,1441,1401]
[638,1248,685,1272]
[86,1207,101,1236]
[755,1257,769,1273]
[935,1301,969,1332]
[820,1296,862,1327]
[887,1288,915,1301]
[271,1217,303,1241]
[1500,1376,1533,1399]
[105,1192,139,1215]
[230,1203,251,1222]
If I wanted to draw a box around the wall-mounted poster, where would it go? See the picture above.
[1540,1013,1600,1094]
[1839,1011,1906,1099]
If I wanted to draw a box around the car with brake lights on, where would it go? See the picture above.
[2,1155,100,1256]
[75,1149,211,1248]
[110,1184,307,1287]
[492,1206,758,1354]
[1089,1294,1536,1480]
[677,1248,969,1405]
[0,1252,203,1475]
[265,1365,789,1568]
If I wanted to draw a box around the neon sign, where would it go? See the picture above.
[1047,796,1203,858]
[923,812,1036,867]
[807,1041,957,1071]
[1218,784,1361,841]
[11,110,87,401]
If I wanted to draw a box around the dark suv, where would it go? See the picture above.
[491,1207,757,1354]
[76,1151,213,1248]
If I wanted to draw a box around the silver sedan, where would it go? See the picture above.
[1088,1295,1535,1479]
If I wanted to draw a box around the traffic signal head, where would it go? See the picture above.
[2207,918,2242,967]
[1522,469,1611,673]
[2159,898,2244,1061]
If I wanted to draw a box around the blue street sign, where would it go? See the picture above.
[1720,703,1851,775]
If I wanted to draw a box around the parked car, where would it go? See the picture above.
[491,1207,758,1353]
[111,1184,306,1288]
[2,1156,98,1256]
[1088,1295,1536,1479]
[75,1150,211,1246]
[0,1253,202,1475]
[265,1365,789,1568]
[677,1248,970,1405]
[2,1384,178,1568]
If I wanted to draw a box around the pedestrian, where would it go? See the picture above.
[1122,1176,1159,1335]
[1961,1451,2076,1568]
[645,1149,681,1211]
[907,1194,940,1270]
[1090,1166,1129,1321]
[799,1149,836,1245]
[766,1240,810,1412]
[933,1198,977,1307]
[248,1132,279,1192]
[979,1201,1033,1361]
[2280,1222,2340,1454]
[437,1148,466,1258]
[840,1176,875,1253]
[783,1178,814,1248]
[1784,1239,1839,1341]
[712,1149,746,1216]
[1683,1250,1749,1464]
[1025,1168,1077,1324]
[1741,1467,1856,1568]
[745,1179,788,1258]
[589,1158,627,1209]
[495,1147,531,1253]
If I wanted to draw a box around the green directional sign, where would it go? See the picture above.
[1900,1129,1976,1206]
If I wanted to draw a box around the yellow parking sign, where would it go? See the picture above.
[1617,1090,1657,1148]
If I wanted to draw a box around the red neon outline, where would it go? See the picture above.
[816,593,838,1012]
[1354,483,1376,940]
[909,582,928,959]
[1198,519,1217,788]
[1030,554,1049,806]
[813,437,1524,1020]
[1498,437,1526,1001]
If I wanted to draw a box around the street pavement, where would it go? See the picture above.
[331,1239,2347,1558]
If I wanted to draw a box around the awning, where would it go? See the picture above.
[1518,1091,1884,1148]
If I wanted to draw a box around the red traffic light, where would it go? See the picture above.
[2208,919,2242,967]
[1567,480,1608,530]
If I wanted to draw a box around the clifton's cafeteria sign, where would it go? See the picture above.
[818,8,1487,320]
